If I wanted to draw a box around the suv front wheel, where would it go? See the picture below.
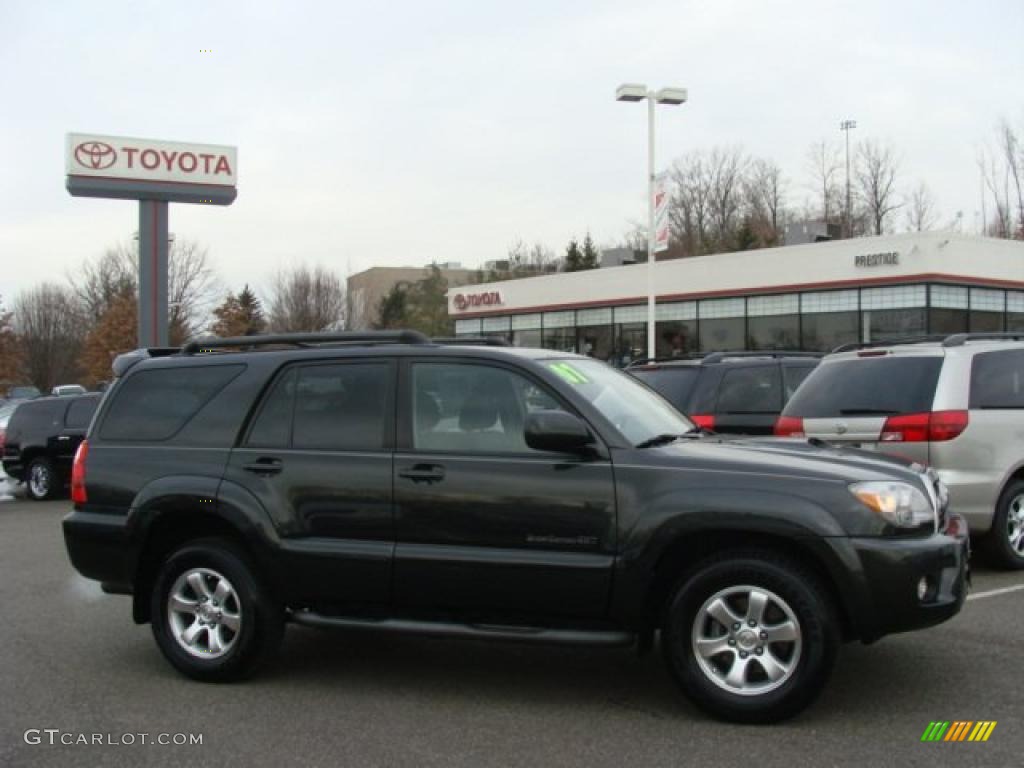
[150,538,284,682]
[662,551,839,723]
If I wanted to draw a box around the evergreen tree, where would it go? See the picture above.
[212,284,267,337]
[564,237,583,272]
[580,232,600,269]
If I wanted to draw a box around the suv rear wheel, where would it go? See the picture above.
[983,479,1024,570]
[150,538,284,681]
[26,457,59,501]
[662,550,838,723]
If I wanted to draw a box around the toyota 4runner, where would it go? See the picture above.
[63,332,969,723]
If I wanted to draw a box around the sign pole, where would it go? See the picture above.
[138,200,169,347]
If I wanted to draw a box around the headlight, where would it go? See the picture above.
[849,481,935,529]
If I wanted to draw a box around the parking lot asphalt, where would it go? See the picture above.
[1,497,1021,768]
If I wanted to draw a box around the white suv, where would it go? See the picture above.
[777,333,1024,568]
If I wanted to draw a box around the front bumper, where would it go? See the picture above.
[845,514,969,642]
[63,509,134,591]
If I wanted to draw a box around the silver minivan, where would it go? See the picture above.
[777,333,1024,568]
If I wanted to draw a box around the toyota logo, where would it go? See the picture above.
[453,294,468,311]
[834,421,849,435]
[74,141,117,170]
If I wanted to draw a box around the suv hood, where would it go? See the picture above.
[645,434,928,485]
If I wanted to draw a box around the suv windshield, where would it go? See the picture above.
[783,355,943,418]
[546,359,694,445]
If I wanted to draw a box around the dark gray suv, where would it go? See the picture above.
[63,332,968,723]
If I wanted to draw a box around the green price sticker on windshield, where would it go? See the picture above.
[548,362,589,385]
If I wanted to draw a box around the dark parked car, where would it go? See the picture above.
[6,385,41,401]
[2,393,100,500]
[63,332,967,723]
[627,352,821,434]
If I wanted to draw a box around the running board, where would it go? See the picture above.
[290,611,634,647]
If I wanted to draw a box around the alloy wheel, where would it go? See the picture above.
[691,584,802,696]
[167,568,242,659]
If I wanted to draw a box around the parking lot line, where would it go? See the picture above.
[966,583,1024,602]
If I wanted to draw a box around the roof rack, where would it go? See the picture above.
[701,350,823,364]
[431,336,511,347]
[942,332,1024,347]
[181,330,430,356]
[626,355,703,368]
[831,335,949,354]
[111,347,181,377]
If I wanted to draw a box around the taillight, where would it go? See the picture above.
[880,411,968,443]
[0,428,5,454]
[689,414,716,430]
[774,416,805,437]
[71,440,88,504]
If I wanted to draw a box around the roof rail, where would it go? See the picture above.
[626,355,703,368]
[431,336,511,347]
[831,335,950,354]
[942,332,1024,347]
[181,331,430,355]
[700,350,823,364]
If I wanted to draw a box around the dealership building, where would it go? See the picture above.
[448,232,1024,363]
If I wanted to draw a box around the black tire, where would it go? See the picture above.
[25,457,59,501]
[981,480,1024,570]
[661,550,839,724]
[150,537,284,682]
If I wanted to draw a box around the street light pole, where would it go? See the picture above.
[840,119,856,238]
[617,83,687,359]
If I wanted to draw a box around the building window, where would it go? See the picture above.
[748,315,800,349]
[1008,292,1024,331]
[699,297,746,319]
[861,285,927,310]
[801,290,858,314]
[656,321,697,358]
[481,315,511,342]
[455,318,482,336]
[576,307,613,326]
[511,313,542,331]
[512,329,542,347]
[970,288,1006,332]
[747,294,798,350]
[542,310,575,328]
[861,284,926,343]
[800,312,860,352]
[614,322,647,366]
[542,327,576,352]
[700,318,745,352]
[577,325,614,361]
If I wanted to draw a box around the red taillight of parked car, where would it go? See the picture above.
[0,427,5,454]
[880,411,968,443]
[773,416,805,437]
[689,414,716,430]
[71,439,89,504]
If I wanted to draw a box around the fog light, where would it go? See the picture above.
[917,577,929,601]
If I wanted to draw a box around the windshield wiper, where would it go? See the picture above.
[837,408,898,415]
[635,433,689,448]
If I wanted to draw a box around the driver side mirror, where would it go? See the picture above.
[524,411,594,453]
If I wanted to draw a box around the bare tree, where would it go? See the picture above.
[669,151,712,255]
[905,181,939,232]
[71,245,135,324]
[745,157,787,244]
[706,146,748,248]
[856,139,903,235]
[805,140,843,226]
[167,239,219,341]
[12,283,84,391]
[979,120,1023,238]
[266,265,347,332]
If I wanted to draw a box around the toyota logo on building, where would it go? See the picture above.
[453,291,502,312]
[74,141,117,170]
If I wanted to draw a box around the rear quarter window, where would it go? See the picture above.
[782,356,943,417]
[970,349,1024,409]
[99,365,245,442]
[64,396,99,429]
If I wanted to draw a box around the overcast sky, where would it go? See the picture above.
[1,0,1021,305]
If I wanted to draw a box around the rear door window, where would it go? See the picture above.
[628,367,700,410]
[970,350,1024,409]
[100,365,245,441]
[716,366,782,414]
[783,356,942,417]
[291,363,392,451]
[64,396,99,429]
